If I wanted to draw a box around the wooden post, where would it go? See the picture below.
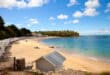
[13,57,16,71]
[16,58,25,71]
[13,57,25,71]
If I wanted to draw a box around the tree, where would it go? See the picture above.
[0,16,32,40]
[6,25,21,37]
[36,30,79,37]
[0,30,8,39]
[5,26,16,37]
[0,16,5,30]
[20,28,32,36]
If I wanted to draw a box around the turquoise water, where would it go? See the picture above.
[42,35,110,60]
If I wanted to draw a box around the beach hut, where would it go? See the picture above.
[35,51,66,72]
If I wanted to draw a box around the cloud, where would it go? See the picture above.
[0,0,16,8]
[28,0,49,7]
[73,11,83,18]
[72,19,79,24]
[16,0,27,8]
[73,0,100,18]
[49,16,55,20]
[84,0,99,16]
[57,14,68,20]
[85,0,100,8]
[0,0,50,9]
[105,3,110,13]
[67,0,77,7]
[28,18,39,25]
[84,8,98,16]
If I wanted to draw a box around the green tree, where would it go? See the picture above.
[0,16,32,40]
[0,16,5,30]
[6,25,21,37]
[20,28,32,36]
[0,30,8,39]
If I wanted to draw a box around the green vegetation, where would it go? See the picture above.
[0,16,32,40]
[35,31,79,37]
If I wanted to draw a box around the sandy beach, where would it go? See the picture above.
[10,37,110,73]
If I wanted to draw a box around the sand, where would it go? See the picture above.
[10,37,110,73]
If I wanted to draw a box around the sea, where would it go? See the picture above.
[42,35,110,61]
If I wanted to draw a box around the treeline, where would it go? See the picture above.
[35,31,79,37]
[0,16,32,40]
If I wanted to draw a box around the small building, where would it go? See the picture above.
[35,51,66,72]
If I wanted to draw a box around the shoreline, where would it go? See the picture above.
[9,37,110,73]
[41,37,110,63]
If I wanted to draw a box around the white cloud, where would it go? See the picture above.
[67,0,77,7]
[16,0,27,8]
[72,19,79,24]
[84,8,98,16]
[73,11,83,18]
[49,16,55,20]
[0,0,50,9]
[28,18,39,25]
[0,0,16,8]
[73,0,100,18]
[57,14,68,20]
[105,3,110,13]
[85,0,100,8]
[28,0,49,7]
[73,8,98,18]
[84,0,99,16]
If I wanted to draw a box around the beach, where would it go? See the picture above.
[10,37,110,73]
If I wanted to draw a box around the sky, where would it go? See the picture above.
[0,0,110,35]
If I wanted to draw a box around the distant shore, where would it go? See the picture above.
[10,36,110,73]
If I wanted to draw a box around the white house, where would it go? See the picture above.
[35,51,66,72]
